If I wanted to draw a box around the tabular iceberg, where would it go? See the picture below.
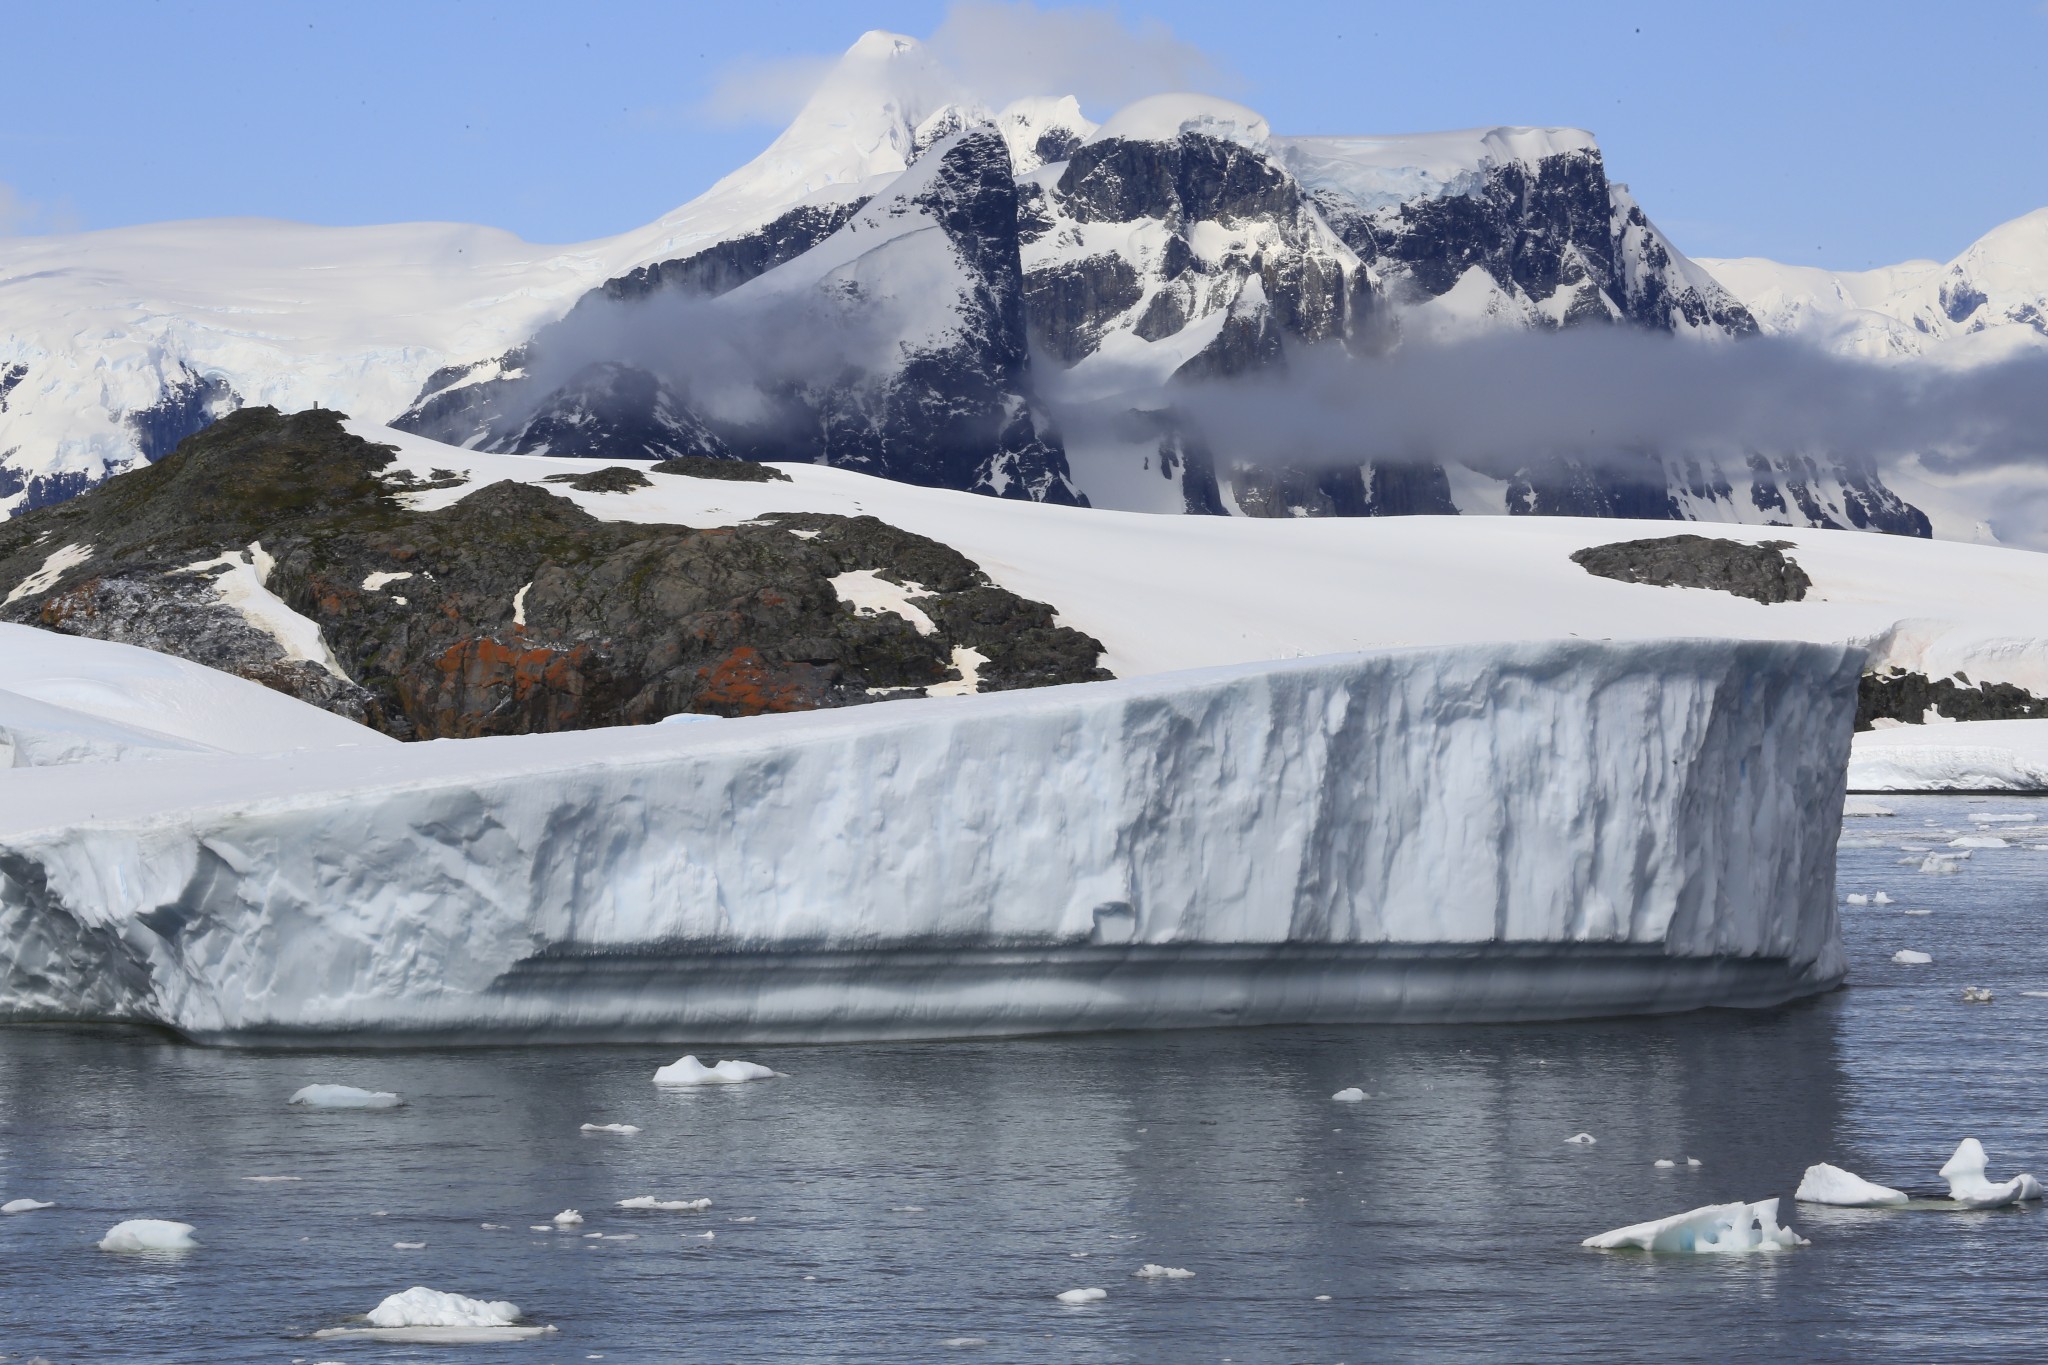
[0,638,1858,1044]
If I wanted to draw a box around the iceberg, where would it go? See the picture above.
[580,1122,641,1134]
[99,1219,198,1252]
[1892,950,1933,965]
[1582,1198,1807,1253]
[0,639,1859,1043]
[311,1285,557,1343]
[1056,1287,1108,1304]
[1939,1139,2044,1209]
[289,1084,400,1109]
[617,1196,712,1211]
[2,1197,53,1213]
[1133,1264,1194,1279]
[654,1056,778,1085]
[1330,1087,1366,1103]
[1795,1163,1908,1207]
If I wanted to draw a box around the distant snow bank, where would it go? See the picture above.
[0,637,1858,1042]
[1850,719,2048,792]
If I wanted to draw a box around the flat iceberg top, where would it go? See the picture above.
[289,1084,400,1109]
[654,1056,778,1086]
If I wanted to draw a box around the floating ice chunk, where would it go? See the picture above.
[528,1225,553,1232]
[617,1197,711,1212]
[99,1219,197,1252]
[1969,813,2033,823]
[1873,892,1895,904]
[1963,986,1995,1003]
[289,1084,400,1109]
[367,1286,523,1328]
[653,1055,778,1085]
[1893,950,1933,965]
[1056,1287,1108,1304]
[1843,798,1895,817]
[940,1339,991,1348]
[580,1123,640,1134]
[1686,1158,1703,1167]
[1951,836,2009,849]
[242,1176,301,1183]
[1795,1163,1908,1207]
[890,1206,927,1213]
[1582,1199,1807,1253]
[691,1231,715,1240]
[1903,909,1932,916]
[1565,1133,1597,1145]
[2,1197,53,1213]
[1331,1087,1366,1103]
[1919,854,1969,874]
[728,1216,756,1223]
[1653,1159,1676,1168]
[1939,1139,2044,1209]
[2021,990,2048,999]
[1133,1264,1194,1279]
[1845,894,1869,906]
[392,1241,425,1250]
[552,1209,583,1225]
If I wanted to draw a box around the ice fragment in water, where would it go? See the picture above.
[1583,1198,1807,1253]
[653,1055,778,1085]
[553,1209,583,1225]
[1939,1139,2045,1209]
[289,1084,400,1109]
[1133,1264,1194,1279]
[2,1197,53,1213]
[1845,894,1868,905]
[1565,1133,1597,1145]
[1795,1163,1907,1207]
[580,1123,640,1134]
[1653,1159,1676,1168]
[1331,1087,1365,1102]
[1893,950,1932,965]
[1951,836,2008,849]
[617,1197,711,1211]
[366,1287,522,1329]
[1919,854,1969,874]
[1842,798,1895,817]
[99,1219,197,1252]
[1962,986,1994,1003]
[940,1338,992,1348]
[1056,1287,1107,1304]
[392,1241,425,1250]
[1872,892,1894,904]
[1686,1157,1702,1167]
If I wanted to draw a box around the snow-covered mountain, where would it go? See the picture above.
[0,28,1951,537]
[1701,208,2048,364]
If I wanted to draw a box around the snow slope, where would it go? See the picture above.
[0,624,391,759]
[1849,719,2048,792]
[357,422,2048,697]
[0,636,1856,1042]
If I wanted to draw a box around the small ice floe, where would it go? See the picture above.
[1133,1264,1194,1279]
[1795,1163,1908,1207]
[1903,909,1933,916]
[890,1206,927,1213]
[1969,813,2034,823]
[392,1241,426,1250]
[1565,1133,1597,1146]
[1873,892,1895,904]
[3,1197,53,1213]
[313,1286,556,1343]
[242,1176,302,1183]
[552,1209,583,1225]
[1582,1199,1807,1253]
[1653,1159,1676,1168]
[580,1124,641,1135]
[98,1219,198,1252]
[1686,1158,1703,1167]
[617,1197,711,1212]
[690,1231,715,1240]
[289,1084,401,1110]
[1940,1139,2045,1209]
[1843,797,1896,817]
[1330,1087,1366,1102]
[2021,990,2048,999]
[528,1225,553,1232]
[939,1338,991,1348]
[652,1055,778,1085]
[1893,950,1933,965]
[1951,836,2009,849]
[481,1223,508,1230]
[1919,853,1970,874]
[1845,894,1869,906]
[1055,1287,1107,1304]
[1962,986,1995,1003]
[1313,1294,1333,1301]
[586,1233,637,1241]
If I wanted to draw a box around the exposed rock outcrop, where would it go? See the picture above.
[1569,535,1812,604]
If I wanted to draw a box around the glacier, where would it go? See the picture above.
[0,637,1859,1044]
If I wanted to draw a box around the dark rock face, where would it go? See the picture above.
[0,364,25,412]
[651,456,791,484]
[544,466,653,494]
[1856,669,2048,731]
[1569,534,1812,603]
[600,200,868,303]
[127,363,242,463]
[0,408,1110,739]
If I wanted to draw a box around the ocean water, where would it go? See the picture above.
[2,793,2046,1363]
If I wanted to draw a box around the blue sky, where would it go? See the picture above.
[1,1,2042,267]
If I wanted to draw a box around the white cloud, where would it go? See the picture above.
[926,2,1233,113]
[696,2,1235,127]
[0,182,79,236]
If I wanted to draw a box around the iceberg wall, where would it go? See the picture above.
[0,638,1861,1043]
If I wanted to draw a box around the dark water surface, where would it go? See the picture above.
[4,793,2047,1363]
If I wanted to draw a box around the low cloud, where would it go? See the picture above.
[696,1,1234,127]
[0,182,80,236]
